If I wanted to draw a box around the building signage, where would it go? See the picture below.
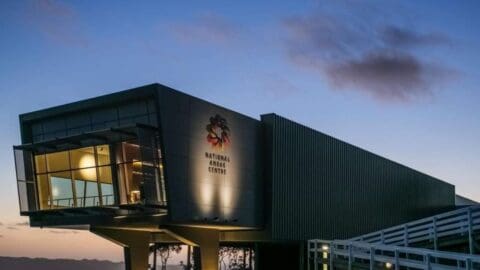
[205,114,231,175]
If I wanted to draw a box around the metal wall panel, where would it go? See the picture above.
[261,114,455,241]
[156,85,264,228]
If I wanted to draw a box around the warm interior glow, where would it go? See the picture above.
[79,154,95,168]
[79,154,96,179]
[34,144,115,209]
[132,160,142,168]
[130,190,141,203]
[386,262,393,269]
[51,187,59,197]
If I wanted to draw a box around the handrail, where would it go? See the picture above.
[349,206,480,254]
[308,239,480,270]
[49,194,114,208]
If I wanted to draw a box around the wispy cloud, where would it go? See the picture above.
[24,0,88,47]
[380,26,451,48]
[261,74,301,98]
[15,221,30,226]
[48,230,79,234]
[282,5,455,103]
[169,13,238,45]
[325,51,454,102]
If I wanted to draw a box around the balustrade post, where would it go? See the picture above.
[404,225,409,247]
[394,250,399,270]
[468,208,474,254]
[329,244,335,270]
[370,247,375,270]
[466,258,472,270]
[432,217,438,251]
[348,244,352,270]
[425,254,431,270]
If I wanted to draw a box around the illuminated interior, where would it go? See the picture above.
[33,139,166,210]
[116,141,145,204]
[35,145,114,209]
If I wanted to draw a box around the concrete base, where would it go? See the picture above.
[91,226,220,270]
[92,227,152,270]
[166,226,219,270]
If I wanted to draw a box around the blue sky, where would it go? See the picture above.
[0,0,479,260]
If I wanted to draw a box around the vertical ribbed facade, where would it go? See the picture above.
[261,114,455,241]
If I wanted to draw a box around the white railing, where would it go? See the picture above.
[350,206,480,254]
[308,239,480,270]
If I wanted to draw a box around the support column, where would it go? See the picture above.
[91,227,151,270]
[166,226,219,270]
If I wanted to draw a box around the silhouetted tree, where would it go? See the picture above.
[150,244,182,270]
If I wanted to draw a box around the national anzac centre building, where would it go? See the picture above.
[14,84,459,270]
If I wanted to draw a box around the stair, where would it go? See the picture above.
[308,239,480,270]
[308,206,480,270]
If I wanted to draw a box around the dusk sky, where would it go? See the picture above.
[0,0,479,262]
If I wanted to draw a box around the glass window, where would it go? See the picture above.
[121,142,141,163]
[15,149,26,181]
[46,151,70,172]
[101,184,114,205]
[72,168,97,182]
[117,163,142,204]
[74,180,86,207]
[98,166,112,183]
[96,145,110,166]
[35,155,47,174]
[85,182,99,207]
[34,144,115,209]
[37,174,50,209]
[49,171,73,208]
[70,147,95,169]
[115,137,165,205]
[17,181,28,212]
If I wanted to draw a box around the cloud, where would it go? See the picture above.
[380,26,451,48]
[48,230,79,234]
[282,7,455,103]
[24,0,87,47]
[15,221,30,226]
[261,74,301,98]
[326,51,453,102]
[169,13,238,45]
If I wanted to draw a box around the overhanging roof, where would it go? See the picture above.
[14,123,157,154]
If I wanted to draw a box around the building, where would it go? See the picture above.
[14,83,460,270]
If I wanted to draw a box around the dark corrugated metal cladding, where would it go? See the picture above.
[261,114,455,241]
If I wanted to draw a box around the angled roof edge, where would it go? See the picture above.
[20,83,159,123]
[261,113,455,189]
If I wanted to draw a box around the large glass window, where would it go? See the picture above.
[116,142,144,204]
[31,135,166,210]
[115,138,166,206]
[34,145,115,210]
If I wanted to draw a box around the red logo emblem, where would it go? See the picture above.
[206,114,230,149]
